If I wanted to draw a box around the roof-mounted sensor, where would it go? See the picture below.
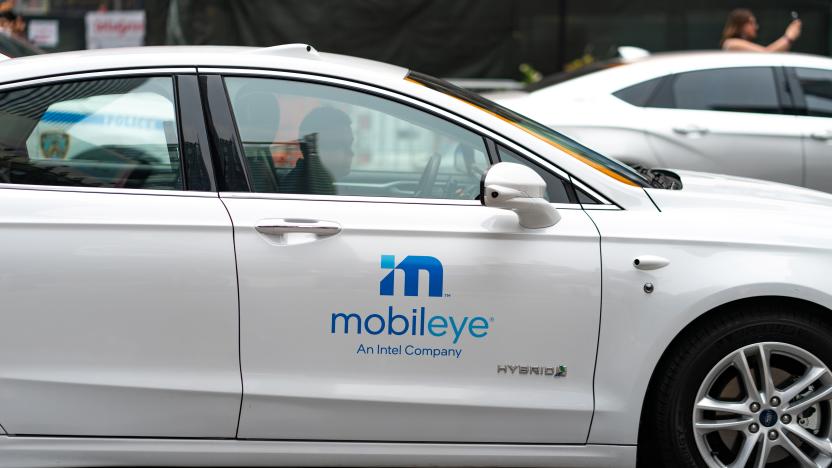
[252,43,321,60]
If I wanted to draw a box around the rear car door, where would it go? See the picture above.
[639,66,803,185]
[210,70,602,443]
[788,67,832,193]
[0,71,241,437]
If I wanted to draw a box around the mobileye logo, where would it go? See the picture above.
[380,255,443,297]
[329,255,491,344]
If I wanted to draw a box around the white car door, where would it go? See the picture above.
[0,73,241,437]
[790,67,832,193]
[640,66,803,185]
[216,72,602,443]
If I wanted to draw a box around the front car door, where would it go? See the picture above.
[0,71,241,437]
[212,70,602,443]
[640,66,803,186]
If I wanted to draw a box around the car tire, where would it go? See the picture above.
[641,302,832,467]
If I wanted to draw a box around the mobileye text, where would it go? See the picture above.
[331,306,489,344]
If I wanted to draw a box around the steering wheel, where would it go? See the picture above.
[415,153,442,198]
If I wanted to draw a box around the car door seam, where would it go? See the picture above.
[218,196,245,439]
[642,189,662,212]
[582,208,604,445]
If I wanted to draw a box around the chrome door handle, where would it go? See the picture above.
[810,131,832,141]
[633,255,670,271]
[672,125,709,136]
[255,219,342,236]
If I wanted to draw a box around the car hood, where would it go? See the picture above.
[646,170,832,211]
[642,170,832,250]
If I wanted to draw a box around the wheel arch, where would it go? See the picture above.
[635,294,832,461]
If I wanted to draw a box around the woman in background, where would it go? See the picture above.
[722,8,801,52]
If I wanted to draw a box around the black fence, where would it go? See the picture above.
[19,0,832,79]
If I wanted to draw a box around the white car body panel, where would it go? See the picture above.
[640,107,803,185]
[0,186,241,437]
[0,437,636,468]
[224,195,600,443]
[589,171,832,443]
[802,115,832,192]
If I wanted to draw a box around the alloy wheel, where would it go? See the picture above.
[693,342,832,467]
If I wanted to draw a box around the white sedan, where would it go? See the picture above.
[1,45,832,468]
[488,51,832,193]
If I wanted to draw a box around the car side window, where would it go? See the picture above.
[224,77,490,200]
[496,145,573,203]
[0,77,182,190]
[794,68,832,118]
[613,77,663,107]
[657,67,781,114]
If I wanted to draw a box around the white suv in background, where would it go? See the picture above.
[488,52,832,192]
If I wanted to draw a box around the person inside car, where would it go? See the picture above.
[0,10,13,36]
[280,106,354,196]
[721,8,801,52]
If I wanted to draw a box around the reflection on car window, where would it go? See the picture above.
[224,77,490,200]
[666,67,781,114]
[795,68,832,118]
[497,145,573,203]
[0,77,182,190]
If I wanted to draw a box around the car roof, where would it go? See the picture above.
[0,44,409,87]
[530,50,832,96]
[623,50,832,68]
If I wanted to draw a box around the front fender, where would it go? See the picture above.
[585,209,832,444]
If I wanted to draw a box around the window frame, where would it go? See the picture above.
[785,66,832,117]
[206,67,613,209]
[176,74,217,192]
[493,141,578,204]
[0,68,212,196]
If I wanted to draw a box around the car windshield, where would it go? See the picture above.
[405,71,649,188]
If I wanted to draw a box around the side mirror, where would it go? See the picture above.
[481,162,561,229]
